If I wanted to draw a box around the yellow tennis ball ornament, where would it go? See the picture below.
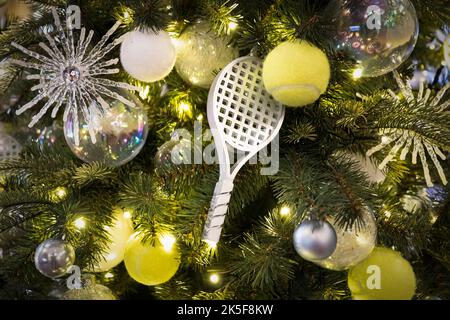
[348,247,416,300]
[262,40,330,107]
[124,232,181,286]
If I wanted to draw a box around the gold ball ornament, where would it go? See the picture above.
[313,207,377,271]
[62,276,117,300]
[124,233,181,286]
[262,40,330,107]
[89,209,134,273]
[175,22,239,88]
[62,284,117,300]
[348,247,416,300]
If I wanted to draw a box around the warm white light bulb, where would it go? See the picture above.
[160,234,177,252]
[123,210,132,219]
[352,68,363,79]
[180,102,191,112]
[74,217,86,230]
[228,22,238,30]
[280,206,291,216]
[209,273,220,284]
[204,239,218,250]
[52,187,68,200]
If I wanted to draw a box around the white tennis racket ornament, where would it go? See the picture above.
[203,56,285,244]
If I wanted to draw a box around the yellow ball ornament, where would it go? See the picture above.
[89,209,134,273]
[262,40,330,107]
[348,247,416,300]
[124,233,181,286]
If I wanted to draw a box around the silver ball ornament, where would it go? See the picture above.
[34,239,75,278]
[293,220,337,261]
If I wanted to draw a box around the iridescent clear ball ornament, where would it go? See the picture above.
[293,220,338,261]
[330,0,419,77]
[34,239,75,278]
[64,94,148,167]
[34,122,61,148]
[154,139,192,175]
[175,22,239,88]
[314,208,377,271]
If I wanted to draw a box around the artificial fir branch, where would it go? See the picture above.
[283,119,318,144]
[0,0,449,300]
[119,172,176,242]
[154,279,194,300]
[325,158,370,227]
[31,0,68,5]
[72,163,118,188]
[411,0,450,33]
[116,0,172,32]
[193,289,232,300]
[0,12,52,58]
[201,0,241,36]
[227,232,297,295]
[271,0,334,49]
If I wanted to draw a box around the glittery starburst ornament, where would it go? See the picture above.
[367,71,450,187]
[10,7,140,146]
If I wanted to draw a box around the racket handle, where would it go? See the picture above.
[202,179,234,244]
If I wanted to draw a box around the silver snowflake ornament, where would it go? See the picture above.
[10,7,140,146]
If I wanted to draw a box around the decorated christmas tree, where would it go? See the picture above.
[0,0,449,301]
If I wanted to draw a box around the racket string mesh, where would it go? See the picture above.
[214,59,283,151]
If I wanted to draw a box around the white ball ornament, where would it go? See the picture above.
[89,209,134,272]
[120,29,176,82]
